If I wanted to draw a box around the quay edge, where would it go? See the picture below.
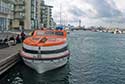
[0,44,22,75]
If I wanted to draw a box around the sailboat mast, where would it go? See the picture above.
[60,4,62,25]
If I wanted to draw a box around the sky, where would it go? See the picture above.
[45,0,125,28]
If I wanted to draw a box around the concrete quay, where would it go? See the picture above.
[0,44,22,75]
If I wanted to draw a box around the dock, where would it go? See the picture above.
[71,27,85,31]
[0,44,22,75]
[0,32,17,45]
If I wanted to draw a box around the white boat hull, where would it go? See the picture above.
[20,29,70,73]
[22,56,69,73]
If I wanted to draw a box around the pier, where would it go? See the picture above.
[0,44,21,75]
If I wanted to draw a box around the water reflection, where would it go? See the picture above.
[23,63,70,84]
[1,61,71,84]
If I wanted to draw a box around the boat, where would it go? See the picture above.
[113,29,122,34]
[64,27,70,34]
[20,29,70,73]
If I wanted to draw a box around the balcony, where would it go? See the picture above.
[15,1,25,5]
[14,13,25,19]
[14,16,25,20]
[3,0,15,4]
[14,7,25,12]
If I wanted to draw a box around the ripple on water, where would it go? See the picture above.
[1,31,125,84]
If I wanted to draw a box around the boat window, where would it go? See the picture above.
[36,31,64,36]
[36,31,45,36]
[45,31,55,35]
[55,32,64,36]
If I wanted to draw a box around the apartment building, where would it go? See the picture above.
[12,0,41,30]
[0,0,14,31]
[31,0,41,29]
[46,5,53,28]
[51,18,56,28]
[40,0,53,28]
[11,0,55,30]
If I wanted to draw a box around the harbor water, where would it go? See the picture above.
[1,31,125,84]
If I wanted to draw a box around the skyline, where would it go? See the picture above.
[45,0,125,28]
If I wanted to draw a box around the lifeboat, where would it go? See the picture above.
[20,29,70,73]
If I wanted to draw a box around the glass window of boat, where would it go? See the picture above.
[36,31,63,36]
[55,32,64,36]
[36,31,45,36]
[36,31,54,36]
[45,31,55,36]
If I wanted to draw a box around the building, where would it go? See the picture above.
[12,0,55,30]
[50,18,56,28]
[0,0,14,31]
[46,5,53,28]
[12,0,41,30]
[40,1,53,28]
[31,0,41,29]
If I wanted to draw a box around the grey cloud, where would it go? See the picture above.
[52,0,125,27]
[86,0,122,18]
[68,6,86,17]
[102,17,125,23]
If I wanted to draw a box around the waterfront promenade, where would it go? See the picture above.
[0,44,21,75]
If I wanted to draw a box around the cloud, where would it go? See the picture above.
[85,0,122,18]
[69,6,86,17]
[45,0,125,28]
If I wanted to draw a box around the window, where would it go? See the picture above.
[45,31,54,35]
[36,31,54,36]
[36,31,64,36]
[36,31,45,36]
[55,32,64,36]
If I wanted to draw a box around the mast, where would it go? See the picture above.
[60,4,62,25]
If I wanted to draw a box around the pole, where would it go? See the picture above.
[60,4,62,25]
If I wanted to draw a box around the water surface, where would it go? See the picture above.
[1,31,125,84]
